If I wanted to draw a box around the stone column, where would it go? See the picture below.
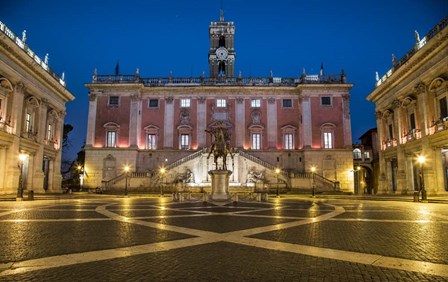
[267,97,277,148]
[301,95,312,148]
[129,93,141,148]
[342,94,352,148]
[235,97,245,148]
[197,96,207,148]
[164,96,174,148]
[86,92,97,146]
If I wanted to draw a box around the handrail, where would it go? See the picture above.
[294,172,338,191]
[166,148,207,170]
[237,149,289,178]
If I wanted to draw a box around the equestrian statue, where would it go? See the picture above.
[205,122,234,170]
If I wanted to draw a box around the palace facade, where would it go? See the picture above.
[84,13,355,193]
[367,17,448,195]
[0,22,75,195]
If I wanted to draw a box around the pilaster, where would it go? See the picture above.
[267,97,277,148]
[86,92,97,146]
[301,95,312,148]
[197,96,207,148]
[342,94,352,148]
[235,97,245,148]
[164,96,174,148]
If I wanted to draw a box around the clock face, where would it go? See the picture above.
[216,47,228,60]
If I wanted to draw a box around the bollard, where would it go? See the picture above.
[28,190,34,200]
[413,191,419,202]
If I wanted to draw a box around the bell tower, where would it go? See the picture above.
[208,9,236,78]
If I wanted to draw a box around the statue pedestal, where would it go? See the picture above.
[209,170,232,201]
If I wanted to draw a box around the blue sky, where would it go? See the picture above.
[1,0,447,160]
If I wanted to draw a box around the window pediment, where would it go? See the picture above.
[103,122,120,130]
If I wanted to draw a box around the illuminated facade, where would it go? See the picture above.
[367,17,448,195]
[84,13,355,193]
[0,22,75,195]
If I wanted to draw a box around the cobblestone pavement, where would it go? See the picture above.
[0,195,447,281]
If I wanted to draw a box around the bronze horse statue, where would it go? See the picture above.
[205,123,233,170]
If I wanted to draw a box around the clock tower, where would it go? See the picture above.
[208,10,236,78]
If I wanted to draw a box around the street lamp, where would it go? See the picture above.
[16,153,27,201]
[159,167,166,197]
[417,155,427,201]
[77,165,84,192]
[124,165,130,196]
[356,166,361,195]
[310,166,316,197]
[275,168,281,197]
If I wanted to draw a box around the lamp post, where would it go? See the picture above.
[160,167,166,197]
[310,166,316,197]
[16,153,27,201]
[417,155,427,201]
[124,165,130,196]
[77,165,84,192]
[356,166,361,195]
[275,168,280,197]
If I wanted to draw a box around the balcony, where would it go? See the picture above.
[401,129,421,144]
[382,138,397,150]
[45,138,60,150]
[431,117,448,134]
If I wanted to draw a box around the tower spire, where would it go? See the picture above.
[220,0,224,21]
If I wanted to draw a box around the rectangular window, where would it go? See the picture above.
[440,97,448,119]
[323,132,333,149]
[284,133,293,149]
[109,96,119,107]
[282,99,292,108]
[180,134,189,150]
[25,112,31,132]
[106,131,116,147]
[216,99,226,108]
[321,97,332,106]
[251,99,261,108]
[252,133,261,150]
[410,113,416,130]
[364,151,370,160]
[148,99,159,108]
[180,98,191,108]
[147,134,156,150]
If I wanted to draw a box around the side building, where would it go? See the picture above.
[367,17,448,195]
[84,13,355,193]
[0,22,75,196]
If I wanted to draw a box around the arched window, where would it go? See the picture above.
[353,148,362,159]
[219,36,226,47]
[218,62,226,76]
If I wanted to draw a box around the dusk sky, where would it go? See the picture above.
[2,0,447,161]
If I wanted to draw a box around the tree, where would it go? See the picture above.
[62,124,73,153]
